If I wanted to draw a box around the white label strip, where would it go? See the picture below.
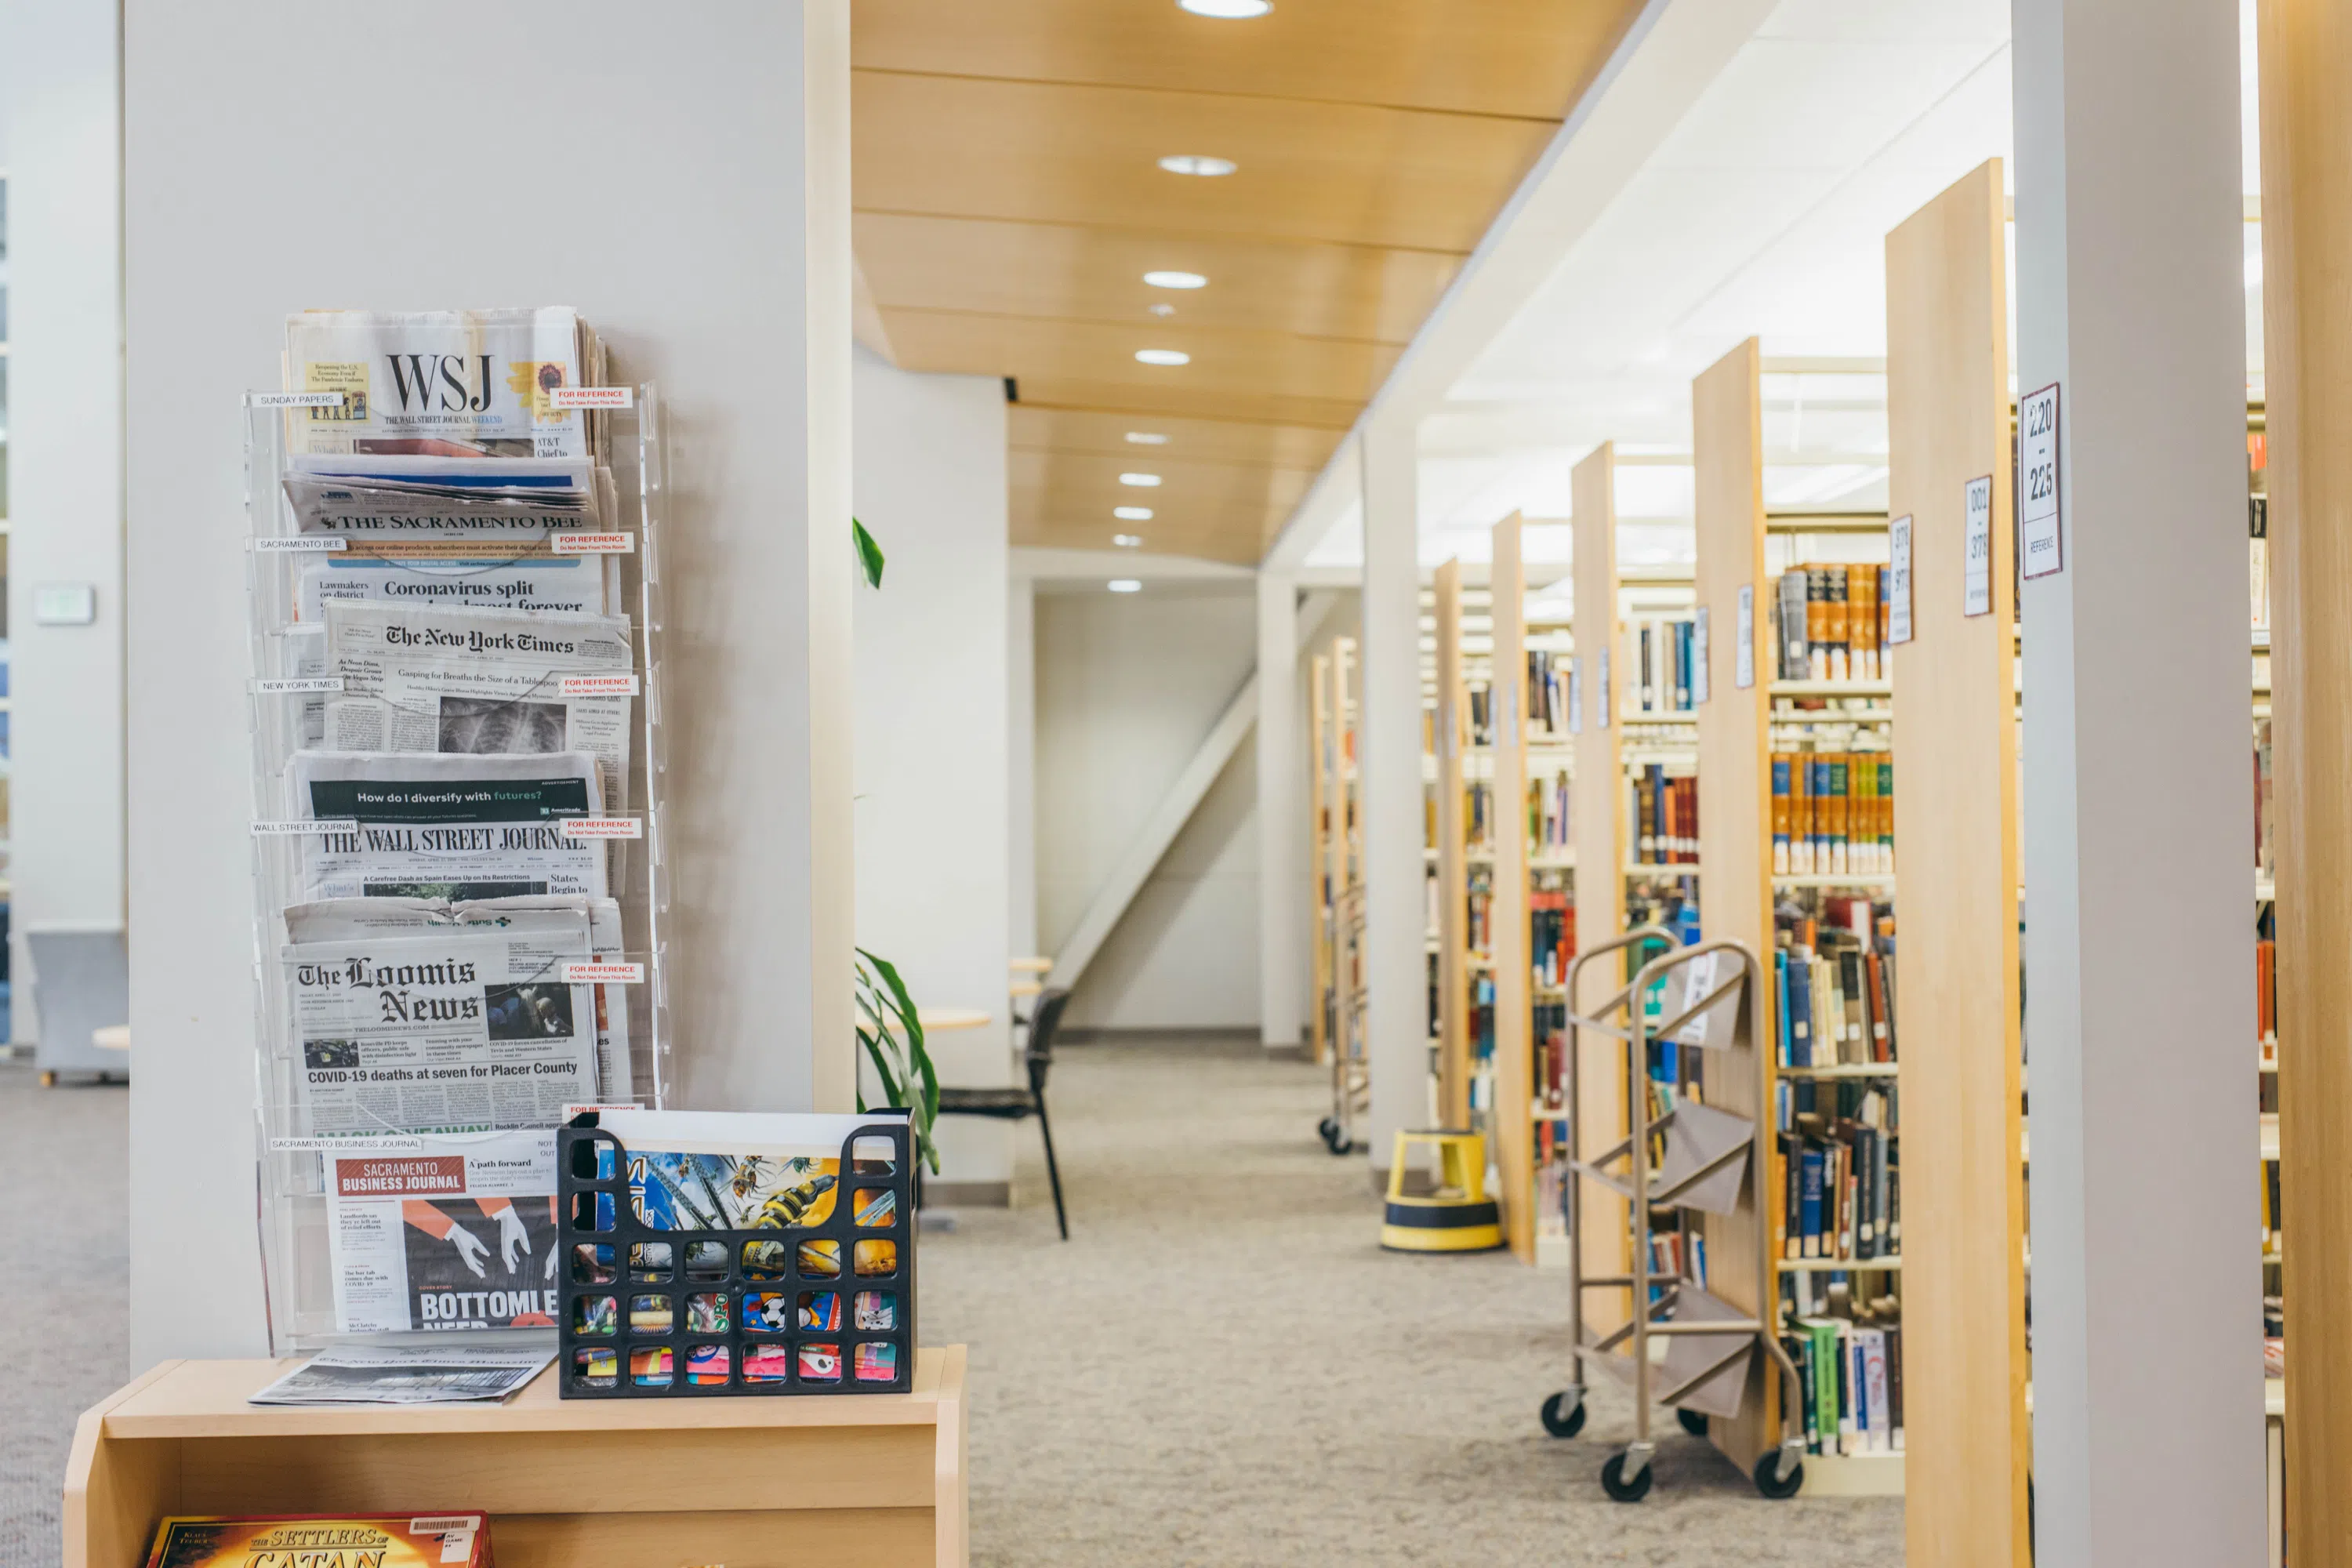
[551,532,635,555]
[548,386,634,410]
[562,961,645,985]
[270,1136,425,1152]
[1962,475,1994,617]
[252,818,358,837]
[1596,646,1612,729]
[253,676,344,695]
[1567,656,1583,735]
[2019,382,2063,579]
[248,391,347,408]
[1692,606,1711,706]
[560,672,641,698]
[561,1103,648,1120]
[1887,516,1915,645]
[1735,585,1756,690]
[561,817,644,840]
[253,536,347,554]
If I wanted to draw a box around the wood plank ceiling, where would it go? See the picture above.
[851,1,1649,567]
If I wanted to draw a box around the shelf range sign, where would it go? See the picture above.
[2020,382,2063,579]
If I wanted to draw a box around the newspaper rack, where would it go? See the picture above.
[557,1111,918,1398]
[243,373,675,1358]
[1545,927,1809,1501]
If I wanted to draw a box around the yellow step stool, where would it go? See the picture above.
[1380,1128,1503,1253]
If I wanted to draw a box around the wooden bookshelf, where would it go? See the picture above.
[1490,514,1536,1261]
[1690,338,1780,1483]
[65,1352,971,1568]
[1885,158,2025,1560]
[1432,560,1472,1130]
[1569,450,1633,1315]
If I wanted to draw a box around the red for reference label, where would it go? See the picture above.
[562,962,645,985]
[549,386,634,410]
[561,817,643,840]
[559,673,641,698]
[336,1155,466,1197]
[551,532,634,555]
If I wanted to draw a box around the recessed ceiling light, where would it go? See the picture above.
[1109,579,1143,593]
[1119,473,1163,487]
[1115,506,1154,521]
[1158,154,1236,178]
[1125,431,1170,445]
[1113,534,1145,547]
[1134,349,1190,366]
[1181,0,1272,14]
[1144,270,1209,290]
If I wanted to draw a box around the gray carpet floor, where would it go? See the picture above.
[0,1038,1906,1567]
[924,1034,1905,1566]
[0,1060,130,1568]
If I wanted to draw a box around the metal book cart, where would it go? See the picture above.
[1317,884,1370,1155]
[1540,926,1807,1501]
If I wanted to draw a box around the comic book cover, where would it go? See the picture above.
[145,1513,489,1568]
[597,1110,899,1232]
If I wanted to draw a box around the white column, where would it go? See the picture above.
[2013,1,2267,1559]
[3,0,129,1039]
[1256,569,1305,1051]
[122,0,855,1367]
[1009,574,1038,960]
[851,350,1011,1198]
[1359,412,1425,1176]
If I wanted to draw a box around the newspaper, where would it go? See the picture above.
[286,750,608,902]
[323,602,635,815]
[281,898,601,1134]
[321,1131,564,1333]
[249,1345,554,1406]
[285,307,594,459]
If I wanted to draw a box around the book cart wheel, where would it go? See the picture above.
[1318,1117,1352,1155]
[1752,1447,1806,1501]
[1539,1391,1586,1438]
[1599,1450,1653,1502]
[1675,1408,1710,1437]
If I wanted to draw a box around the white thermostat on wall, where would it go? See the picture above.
[34,583,98,625]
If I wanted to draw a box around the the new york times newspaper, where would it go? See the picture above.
[281,898,599,1135]
[323,602,634,815]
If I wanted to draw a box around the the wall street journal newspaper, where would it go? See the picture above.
[281,898,601,1135]
[287,750,608,902]
[323,1131,563,1334]
[285,307,597,459]
[323,603,635,815]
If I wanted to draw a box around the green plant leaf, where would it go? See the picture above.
[854,946,938,1172]
[852,517,886,589]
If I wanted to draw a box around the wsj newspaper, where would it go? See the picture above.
[285,307,598,459]
[324,602,635,815]
[287,750,608,903]
[281,898,601,1134]
[322,1131,564,1334]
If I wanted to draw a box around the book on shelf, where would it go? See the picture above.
[1628,763,1700,866]
[1771,563,1887,682]
[1772,749,1893,877]
[1773,926,1897,1069]
[1618,616,1700,718]
[1776,1087,1898,1265]
[1784,1316,1904,1457]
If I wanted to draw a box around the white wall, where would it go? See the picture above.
[1008,576,1037,956]
[851,347,1011,1189]
[4,0,129,1035]
[1035,583,1260,1031]
[122,0,853,1367]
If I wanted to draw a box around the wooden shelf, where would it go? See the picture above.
[1780,1062,1899,1079]
[1796,1450,1907,1496]
[1625,863,1701,878]
[64,1352,971,1568]
[1770,679,1893,698]
[1773,873,1896,890]
[1780,1255,1903,1272]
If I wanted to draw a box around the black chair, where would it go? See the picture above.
[935,987,1071,1239]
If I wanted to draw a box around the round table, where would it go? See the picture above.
[916,1007,990,1033]
[1010,956,1053,974]
[93,1025,130,1052]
